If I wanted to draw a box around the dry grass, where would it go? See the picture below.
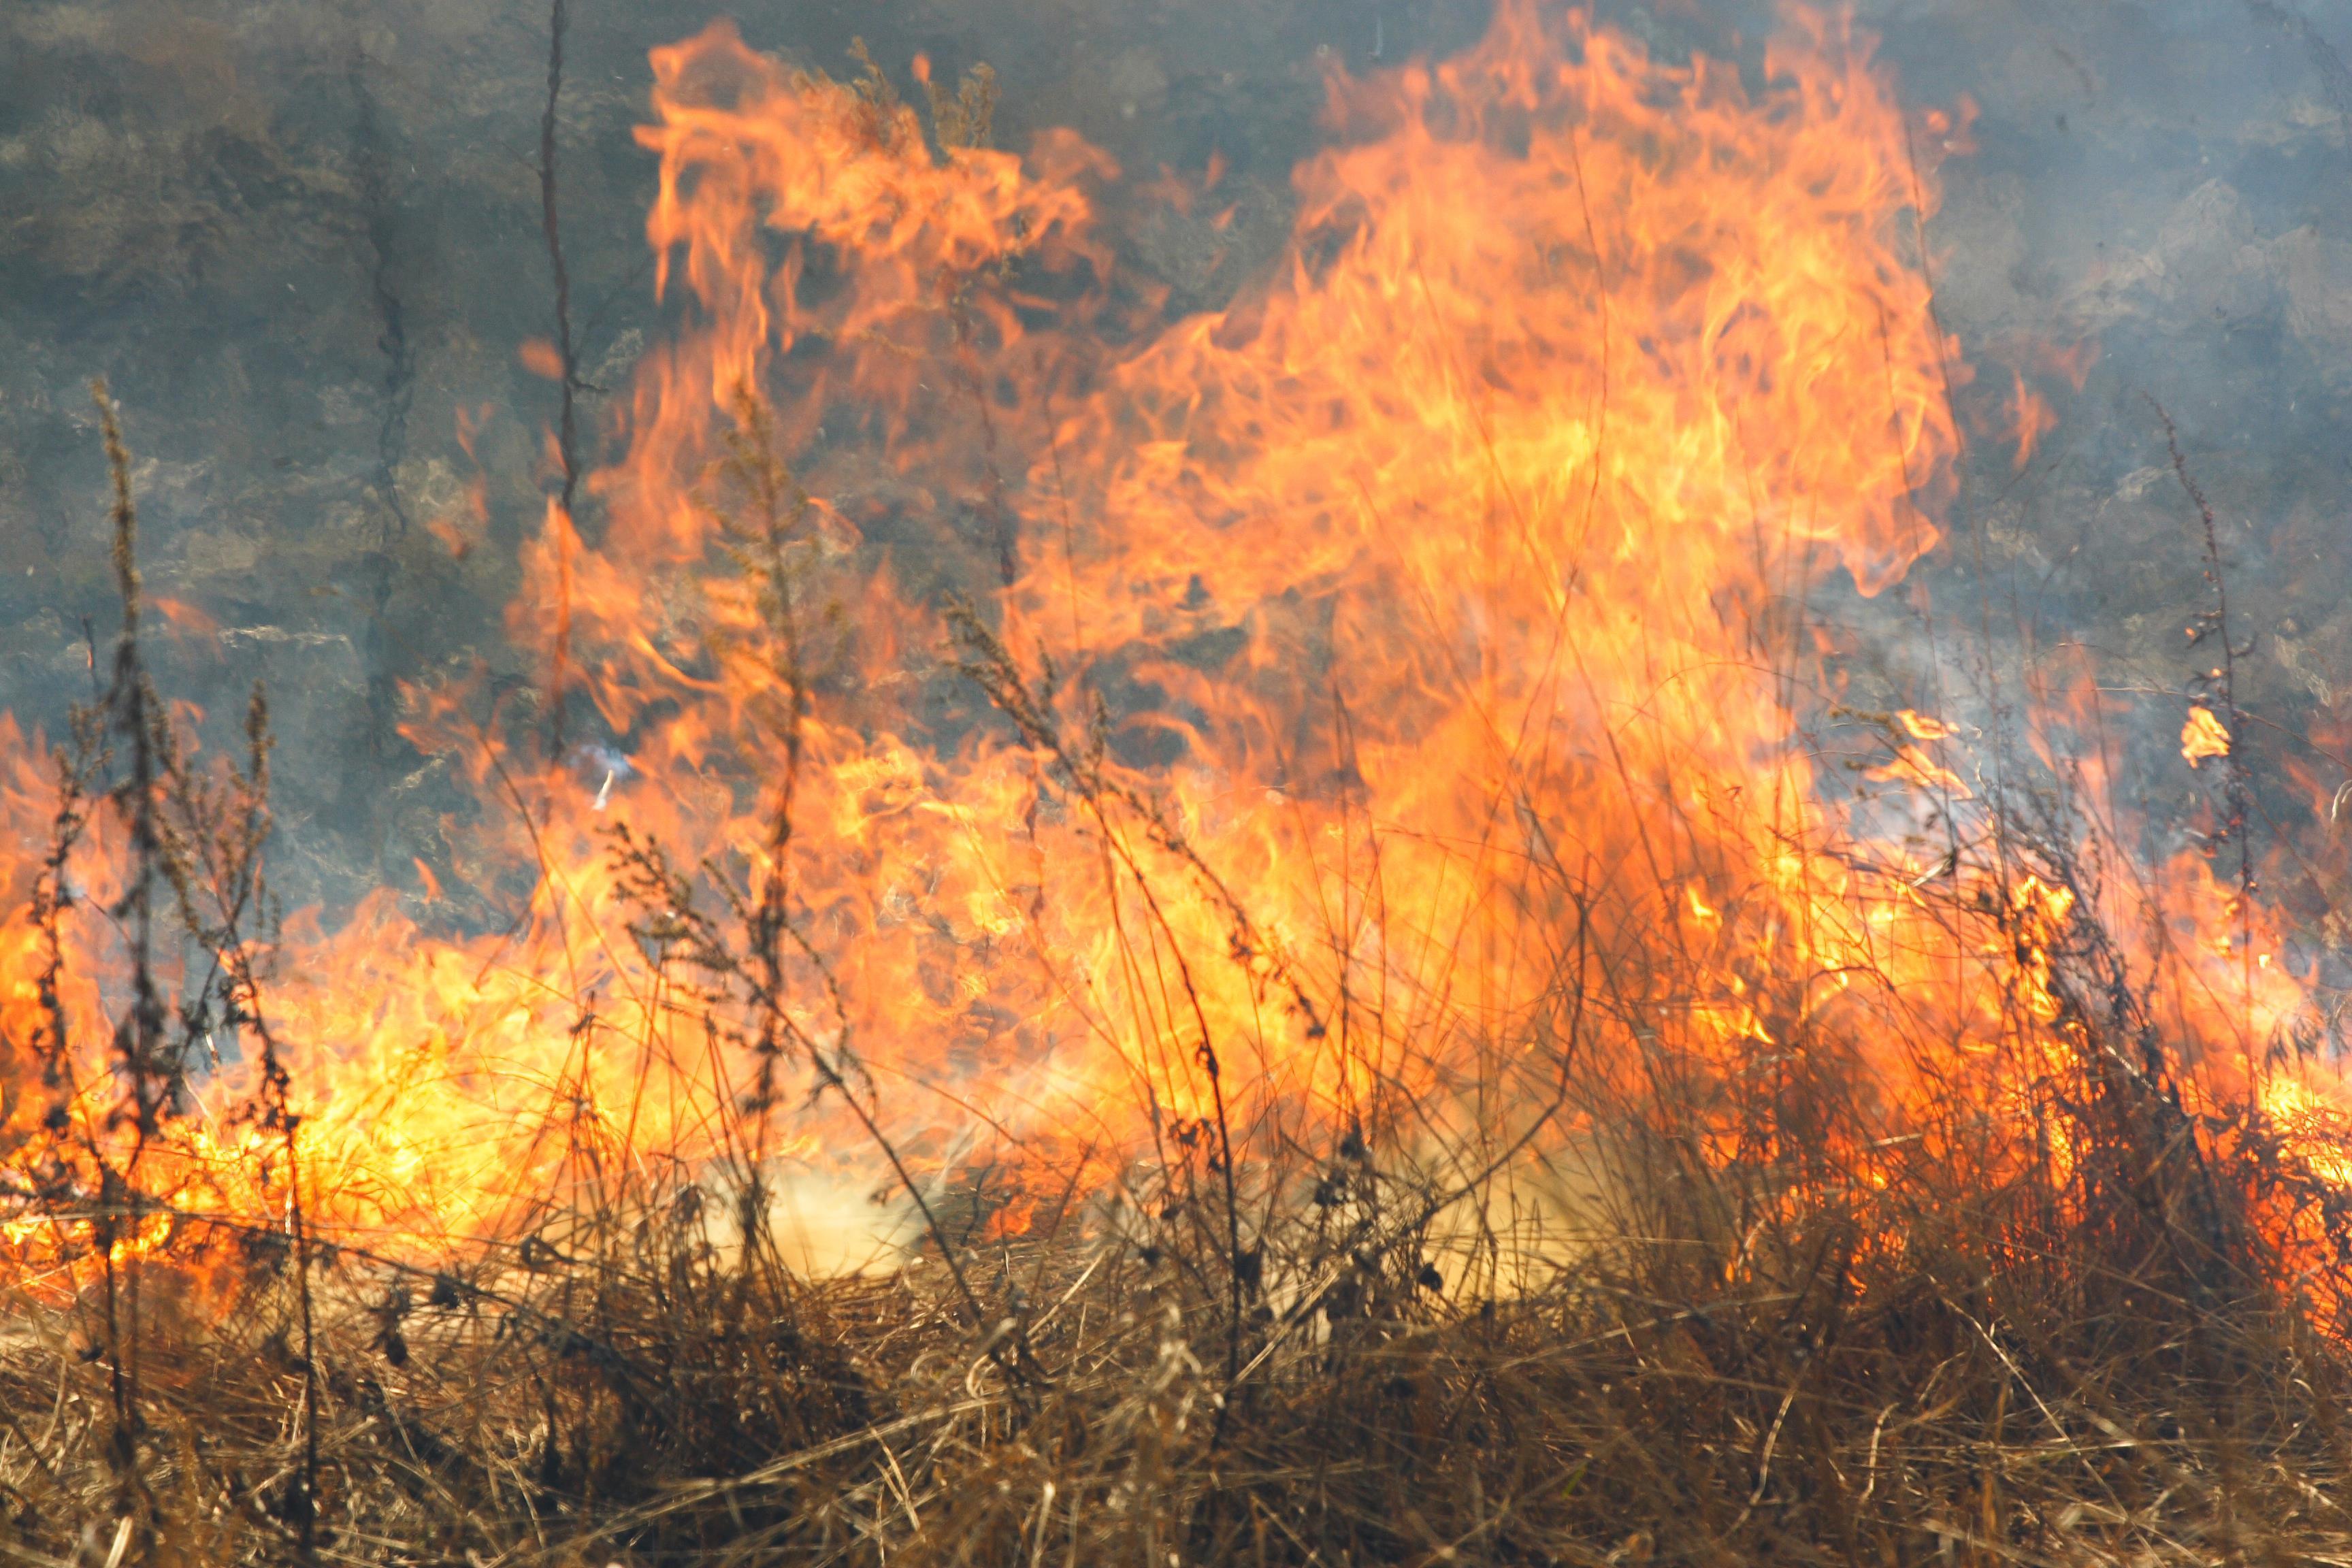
[7,1090,2352,1567]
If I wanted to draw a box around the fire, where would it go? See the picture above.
[2182,702,2232,767]
[1,3,2345,1295]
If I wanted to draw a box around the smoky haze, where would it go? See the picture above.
[1,0,2347,928]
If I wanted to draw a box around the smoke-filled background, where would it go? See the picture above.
[2,0,2348,933]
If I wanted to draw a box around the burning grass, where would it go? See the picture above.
[8,3,2352,1563]
[7,479,2352,1561]
[8,883,2352,1566]
[1,1217,2349,1568]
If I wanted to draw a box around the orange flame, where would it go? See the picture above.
[1,5,2342,1299]
[2011,368,2057,470]
[2183,705,2232,768]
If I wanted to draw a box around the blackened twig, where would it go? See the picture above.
[539,0,580,514]
[349,43,414,767]
[350,46,414,542]
[540,0,581,766]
